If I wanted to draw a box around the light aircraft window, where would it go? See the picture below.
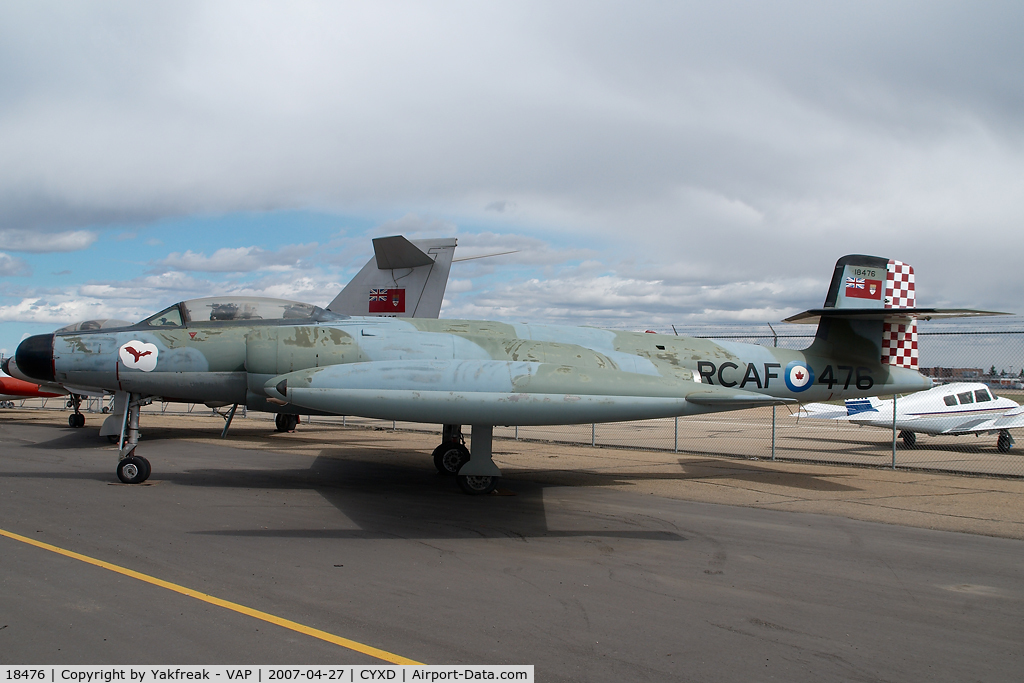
[957,391,974,405]
[943,395,957,407]
[975,389,992,402]
[146,305,183,327]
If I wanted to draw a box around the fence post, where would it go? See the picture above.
[891,393,897,469]
[771,405,776,461]
[591,423,596,447]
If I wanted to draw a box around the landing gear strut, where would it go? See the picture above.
[67,394,85,428]
[431,424,501,495]
[115,392,151,484]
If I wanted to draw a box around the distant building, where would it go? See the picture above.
[920,367,983,381]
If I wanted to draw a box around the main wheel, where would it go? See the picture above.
[135,455,152,482]
[432,442,470,475]
[75,413,86,427]
[117,456,148,484]
[275,414,299,432]
[900,430,916,448]
[997,430,1012,453]
[457,474,498,495]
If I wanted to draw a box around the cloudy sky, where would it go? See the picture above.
[2,1,1023,357]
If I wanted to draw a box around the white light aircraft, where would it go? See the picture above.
[797,382,1023,452]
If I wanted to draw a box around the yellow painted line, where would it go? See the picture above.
[0,527,421,665]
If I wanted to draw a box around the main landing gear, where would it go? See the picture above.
[997,429,1014,453]
[67,394,85,428]
[432,424,501,495]
[899,430,917,448]
[115,392,152,484]
[275,413,299,432]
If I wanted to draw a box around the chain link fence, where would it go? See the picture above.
[4,317,1022,477]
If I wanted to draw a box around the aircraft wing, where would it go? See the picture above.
[942,409,1024,434]
[796,402,851,420]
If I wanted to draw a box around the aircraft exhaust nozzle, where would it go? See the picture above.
[1,357,10,376]
[14,334,55,383]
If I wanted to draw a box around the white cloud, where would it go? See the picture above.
[157,244,316,273]
[0,252,31,276]
[0,229,97,253]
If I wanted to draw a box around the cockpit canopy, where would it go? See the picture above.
[140,297,347,327]
[55,318,134,333]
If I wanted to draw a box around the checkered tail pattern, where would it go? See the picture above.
[881,260,918,369]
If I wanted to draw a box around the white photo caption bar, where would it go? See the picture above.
[1,667,534,683]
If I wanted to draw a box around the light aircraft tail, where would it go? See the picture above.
[326,235,457,318]
[844,396,882,416]
[785,254,1005,369]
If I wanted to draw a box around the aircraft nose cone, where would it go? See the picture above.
[15,333,55,382]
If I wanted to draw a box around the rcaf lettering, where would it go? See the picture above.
[740,363,762,389]
[717,362,739,387]
[695,361,872,391]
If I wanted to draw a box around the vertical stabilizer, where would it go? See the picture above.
[327,236,457,318]
[795,255,920,367]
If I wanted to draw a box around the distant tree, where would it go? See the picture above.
[1020,369,1024,378]
[990,365,997,376]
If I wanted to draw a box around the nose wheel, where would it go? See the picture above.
[67,394,85,427]
[116,454,151,484]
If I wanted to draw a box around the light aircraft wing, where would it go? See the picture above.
[796,402,851,420]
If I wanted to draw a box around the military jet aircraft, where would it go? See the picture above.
[797,382,1022,452]
[12,254,1002,493]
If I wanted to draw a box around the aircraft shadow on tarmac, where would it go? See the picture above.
[180,455,687,542]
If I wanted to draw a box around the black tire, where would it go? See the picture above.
[432,442,470,475]
[135,456,152,482]
[900,430,916,448]
[75,413,86,428]
[69,414,77,427]
[275,414,299,432]
[457,474,498,495]
[997,430,1012,453]
[107,434,121,445]
[117,456,148,484]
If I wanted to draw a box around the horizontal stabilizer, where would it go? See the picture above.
[372,235,436,269]
[785,308,1008,324]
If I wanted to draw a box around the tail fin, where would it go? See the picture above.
[326,236,457,318]
[844,396,882,416]
[785,255,1004,369]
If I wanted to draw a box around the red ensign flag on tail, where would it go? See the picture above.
[368,288,406,313]
[845,277,883,300]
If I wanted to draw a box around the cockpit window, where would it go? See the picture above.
[146,305,183,327]
[975,388,992,402]
[957,391,974,405]
[943,395,957,407]
[178,297,346,324]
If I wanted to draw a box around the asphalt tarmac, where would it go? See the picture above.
[1,414,1022,682]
